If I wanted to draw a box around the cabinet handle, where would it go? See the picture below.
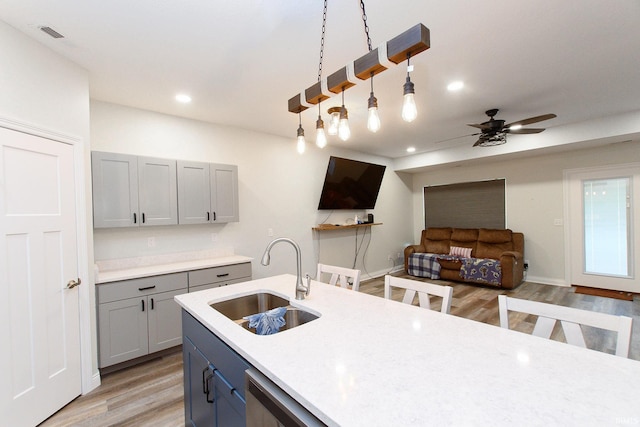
[133,213,137,224]
[150,298,154,310]
[202,367,215,404]
[138,285,156,291]
[216,273,229,278]
[141,299,145,312]
[213,212,216,221]
[142,213,146,223]
[207,212,210,221]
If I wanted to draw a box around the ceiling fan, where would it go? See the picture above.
[467,108,557,147]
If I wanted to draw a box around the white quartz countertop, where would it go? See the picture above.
[96,255,252,283]
[175,274,640,427]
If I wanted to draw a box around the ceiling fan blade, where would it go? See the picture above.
[434,133,480,144]
[506,113,556,127]
[467,123,492,130]
[505,128,545,134]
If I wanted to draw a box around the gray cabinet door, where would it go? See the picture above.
[148,289,184,353]
[210,164,239,223]
[98,297,148,367]
[177,160,211,224]
[183,336,216,427]
[138,156,178,226]
[92,152,139,228]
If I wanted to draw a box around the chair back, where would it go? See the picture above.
[498,295,633,358]
[384,275,453,314]
[316,263,362,291]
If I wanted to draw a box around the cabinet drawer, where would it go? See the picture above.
[98,272,188,303]
[189,277,247,294]
[188,263,251,288]
[182,310,251,399]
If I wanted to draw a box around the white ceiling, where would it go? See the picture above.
[2,0,640,161]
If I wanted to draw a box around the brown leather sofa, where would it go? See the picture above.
[404,227,525,289]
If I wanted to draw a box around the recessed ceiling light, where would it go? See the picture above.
[447,81,464,91]
[175,94,192,103]
[407,147,416,153]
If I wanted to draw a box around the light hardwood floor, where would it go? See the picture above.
[40,274,639,426]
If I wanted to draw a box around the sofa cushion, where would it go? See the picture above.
[451,228,479,242]
[438,257,463,270]
[423,227,452,254]
[450,228,478,256]
[478,228,512,243]
[425,227,453,240]
[449,246,472,258]
[476,229,514,259]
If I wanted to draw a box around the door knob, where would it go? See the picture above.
[67,278,81,289]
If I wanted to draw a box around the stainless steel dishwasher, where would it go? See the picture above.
[245,368,327,427]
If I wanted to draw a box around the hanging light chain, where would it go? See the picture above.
[360,0,372,52]
[317,0,328,82]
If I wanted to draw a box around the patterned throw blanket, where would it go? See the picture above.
[408,253,442,279]
[459,258,502,286]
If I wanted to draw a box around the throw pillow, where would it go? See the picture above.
[449,246,472,258]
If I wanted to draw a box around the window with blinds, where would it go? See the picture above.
[423,179,506,229]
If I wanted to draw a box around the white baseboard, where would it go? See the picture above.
[524,274,569,287]
[361,265,404,282]
[82,370,101,395]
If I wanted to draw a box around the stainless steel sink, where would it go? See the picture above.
[210,291,319,334]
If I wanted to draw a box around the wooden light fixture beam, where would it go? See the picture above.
[288,23,430,114]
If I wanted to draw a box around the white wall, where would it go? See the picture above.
[410,140,640,285]
[90,101,414,280]
[0,20,97,386]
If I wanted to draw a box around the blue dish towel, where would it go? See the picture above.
[243,306,287,335]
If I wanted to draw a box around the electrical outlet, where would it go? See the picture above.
[387,254,393,261]
[211,232,218,242]
[397,252,402,259]
[147,237,156,248]
[267,228,274,237]
[524,259,530,270]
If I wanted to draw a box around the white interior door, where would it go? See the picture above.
[565,164,640,293]
[0,127,82,426]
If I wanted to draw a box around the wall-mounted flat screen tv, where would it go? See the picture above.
[317,156,386,210]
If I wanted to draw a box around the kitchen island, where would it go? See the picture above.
[175,274,640,426]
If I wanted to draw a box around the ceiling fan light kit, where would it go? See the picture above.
[288,0,430,151]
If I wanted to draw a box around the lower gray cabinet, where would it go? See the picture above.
[97,262,252,369]
[182,310,249,427]
[97,273,187,368]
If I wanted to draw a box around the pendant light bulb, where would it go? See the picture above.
[402,76,417,122]
[367,92,380,133]
[316,115,327,148]
[327,107,340,135]
[338,106,350,141]
[296,115,306,154]
[338,89,350,141]
[402,55,417,123]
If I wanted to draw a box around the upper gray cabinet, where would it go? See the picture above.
[138,156,178,226]
[92,152,178,228]
[177,161,239,224]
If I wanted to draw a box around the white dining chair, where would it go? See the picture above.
[498,295,633,358]
[316,263,362,291]
[384,275,453,314]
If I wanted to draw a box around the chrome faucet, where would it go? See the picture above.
[261,237,310,300]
